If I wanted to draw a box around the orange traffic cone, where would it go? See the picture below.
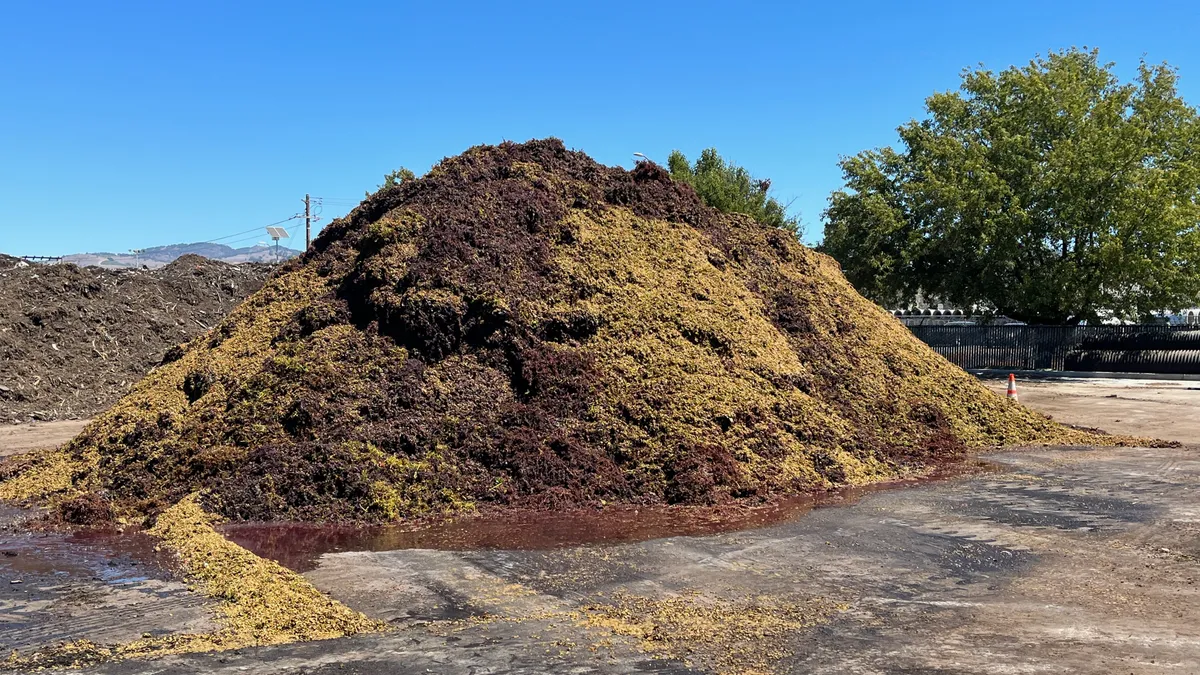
[1006,373,1019,402]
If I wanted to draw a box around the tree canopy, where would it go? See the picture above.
[366,167,417,197]
[822,48,1200,324]
[668,149,800,235]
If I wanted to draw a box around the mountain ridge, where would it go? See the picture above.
[58,241,303,268]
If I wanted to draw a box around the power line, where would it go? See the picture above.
[221,235,272,248]
[223,229,297,247]
[202,227,266,244]
[203,214,303,244]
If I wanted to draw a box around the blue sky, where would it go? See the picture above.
[2,0,1198,255]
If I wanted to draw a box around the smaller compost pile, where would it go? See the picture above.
[2,140,1136,525]
[0,255,270,424]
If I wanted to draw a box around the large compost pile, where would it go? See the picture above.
[0,255,271,424]
[2,140,1122,523]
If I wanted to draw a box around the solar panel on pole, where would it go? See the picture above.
[265,227,290,264]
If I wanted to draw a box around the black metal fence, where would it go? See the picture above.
[908,324,1200,374]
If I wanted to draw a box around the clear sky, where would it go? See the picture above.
[2,0,1199,255]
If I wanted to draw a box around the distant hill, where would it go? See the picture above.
[59,242,303,268]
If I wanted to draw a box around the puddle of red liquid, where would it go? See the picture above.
[224,459,999,572]
[0,506,177,584]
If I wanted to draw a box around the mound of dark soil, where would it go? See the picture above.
[3,140,1124,523]
[0,255,271,423]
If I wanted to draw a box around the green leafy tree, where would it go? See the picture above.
[823,48,1200,324]
[668,149,800,235]
[366,167,417,197]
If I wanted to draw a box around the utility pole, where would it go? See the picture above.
[304,194,311,250]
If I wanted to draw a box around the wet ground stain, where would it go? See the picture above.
[0,506,215,653]
[0,460,997,594]
[0,506,176,586]
[221,460,1001,572]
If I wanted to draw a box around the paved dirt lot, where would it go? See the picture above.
[0,420,88,458]
[2,378,1198,674]
[982,376,1200,444]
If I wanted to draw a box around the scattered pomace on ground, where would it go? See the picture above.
[3,495,382,669]
[0,255,270,424]
[579,591,841,673]
[0,139,1148,524]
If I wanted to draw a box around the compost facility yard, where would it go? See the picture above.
[2,141,1199,674]
[1,381,1197,674]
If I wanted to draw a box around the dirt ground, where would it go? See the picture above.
[0,420,89,458]
[1,378,1198,674]
[981,376,1200,444]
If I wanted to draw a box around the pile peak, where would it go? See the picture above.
[4,139,1113,523]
